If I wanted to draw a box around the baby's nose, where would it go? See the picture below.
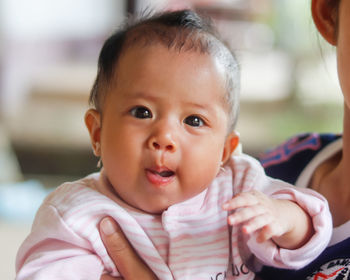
[148,129,177,152]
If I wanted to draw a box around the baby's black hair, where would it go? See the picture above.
[89,9,240,131]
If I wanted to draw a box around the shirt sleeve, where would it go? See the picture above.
[234,155,332,270]
[15,204,107,280]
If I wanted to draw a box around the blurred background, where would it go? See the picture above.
[0,0,343,278]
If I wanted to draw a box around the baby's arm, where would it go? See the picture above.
[222,190,314,249]
[16,204,106,280]
[224,155,332,270]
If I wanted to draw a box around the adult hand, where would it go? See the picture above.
[99,217,158,280]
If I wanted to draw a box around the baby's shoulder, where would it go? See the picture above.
[227,153,264,175]
[219,154,266,193]
[42,173,113,217]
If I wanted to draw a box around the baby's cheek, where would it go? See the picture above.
[187,158,219,187]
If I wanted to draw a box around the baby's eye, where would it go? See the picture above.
[130,106,152,119]
[184,115,204,127]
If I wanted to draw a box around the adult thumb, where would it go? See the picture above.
[99,217,157,280]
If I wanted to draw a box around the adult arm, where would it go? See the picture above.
[99,217,157,280]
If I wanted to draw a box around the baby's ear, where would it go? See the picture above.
[85,109,102,156]
[311,0,338,45]
[221,131,240,165]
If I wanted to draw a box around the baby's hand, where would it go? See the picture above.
[222,190,292,243]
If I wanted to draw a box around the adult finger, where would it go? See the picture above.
[100,275,122,280]
[99,217,158,280]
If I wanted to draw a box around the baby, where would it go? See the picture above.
[16,10,331,280]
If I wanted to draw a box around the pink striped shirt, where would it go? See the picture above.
[16,154,332,280]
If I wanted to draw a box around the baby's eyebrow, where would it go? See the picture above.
[183,102,223,118]
[184,101,211,111]
[123,91,159,101]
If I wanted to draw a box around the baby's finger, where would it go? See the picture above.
[241,213,274,235]
[227,204,266,226]
[222,192,259,210]
[256,221,286,243]
[256,225,275,243]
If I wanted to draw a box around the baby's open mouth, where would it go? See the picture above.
[147,169,175,178]
[158,170,174,177]
[152,170,174,177]
[146,167,175,186]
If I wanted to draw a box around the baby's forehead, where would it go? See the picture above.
[117,42,225,75]
[113,43,227,95]
[111,44,225,93]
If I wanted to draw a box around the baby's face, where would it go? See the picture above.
[99,44,233,214]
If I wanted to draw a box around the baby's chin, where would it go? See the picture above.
[109,185,175,214]
[121,198,168,215]
[136,202,172,215]
[132,197,185,215]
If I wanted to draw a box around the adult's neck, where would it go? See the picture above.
[309,103,350,226]
[341,104,350,171]
[319,104,350,226]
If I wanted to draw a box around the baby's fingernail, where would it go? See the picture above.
[257,237,264,243]
[101,218,117,236]
[243,226,250,234]
[222,203,229,209]
[228,216,235,224]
